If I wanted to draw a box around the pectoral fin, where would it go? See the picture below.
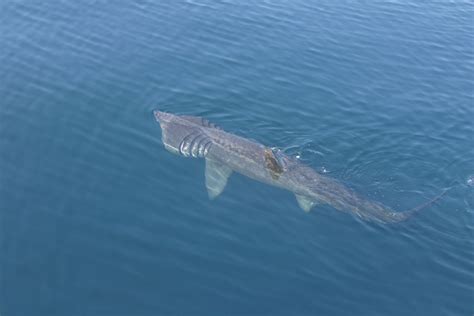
[205,158,233,199]
[295,194,318,212]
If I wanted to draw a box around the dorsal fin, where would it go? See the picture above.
[181,115,221,129]
[264,148,284,179]
[271,147,288,170]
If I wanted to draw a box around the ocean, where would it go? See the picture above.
[0,1,473,315]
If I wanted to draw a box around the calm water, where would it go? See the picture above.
[1,1,473,315]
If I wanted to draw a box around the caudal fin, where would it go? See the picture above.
[390,188,449,223]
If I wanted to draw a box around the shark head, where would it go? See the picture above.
[153,110,211,157]
[154,110,190,155]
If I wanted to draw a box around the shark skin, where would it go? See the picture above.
[153,110,444,224]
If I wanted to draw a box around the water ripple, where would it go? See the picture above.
[1,0,473,315]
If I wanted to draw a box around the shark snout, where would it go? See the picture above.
[153,110,174,124]
[153,110,164,122]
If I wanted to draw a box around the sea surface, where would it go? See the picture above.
[1,1,473,315]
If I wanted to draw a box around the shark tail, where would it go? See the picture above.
[388,188,449,223]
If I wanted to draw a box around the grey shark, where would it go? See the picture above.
[153,110,444,224]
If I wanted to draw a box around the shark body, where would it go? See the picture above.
[154,110,442,224]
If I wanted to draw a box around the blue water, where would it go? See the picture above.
[1,1,473,315]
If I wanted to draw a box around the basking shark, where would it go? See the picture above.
[153,110,444,224]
